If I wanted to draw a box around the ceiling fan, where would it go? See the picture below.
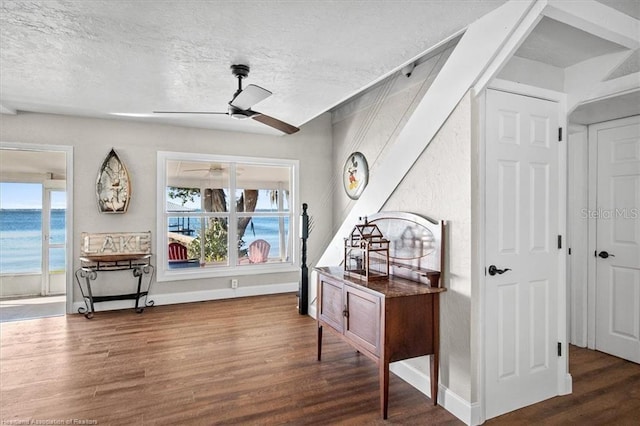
[154,64,300,135]
[183,164,225,175]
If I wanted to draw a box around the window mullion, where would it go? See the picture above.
[200,183,206,264]
[277,182,286,260]
[229,163,238,266]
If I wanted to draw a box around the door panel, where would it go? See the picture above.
[497,281,518,379]
[529,279,550,372]
[610,267,639,340]
[345,286,380,356]
[530,163,549,253]
[593,117,640,363]
[485,89,560,419]
[319,278,344,333]
[498,160,520,254]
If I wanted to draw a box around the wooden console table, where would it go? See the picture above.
[316,266,445,419]
[75,254,155,319]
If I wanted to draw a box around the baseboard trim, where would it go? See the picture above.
[72,282,298,313]
[561,373,573,395]
[307,305,317,320]
[390,360,478,425]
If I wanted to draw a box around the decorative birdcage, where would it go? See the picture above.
[344,217,389,281]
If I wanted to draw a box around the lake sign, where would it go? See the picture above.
[81,231,151,256]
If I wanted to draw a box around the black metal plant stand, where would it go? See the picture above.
[75,254,155,319]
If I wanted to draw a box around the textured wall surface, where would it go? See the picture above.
[331,46,455,236]
[384,93,472,401]
[331,49,473,402]
[0,112,333,302]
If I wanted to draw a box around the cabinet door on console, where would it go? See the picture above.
[320,278,344,333]
[345,286,381,356]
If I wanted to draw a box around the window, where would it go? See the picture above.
[157,152,298,281]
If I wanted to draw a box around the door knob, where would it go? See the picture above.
[598,251,615,259]
[488,265,512,276]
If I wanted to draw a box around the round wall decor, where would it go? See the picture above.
[343,152,369,200]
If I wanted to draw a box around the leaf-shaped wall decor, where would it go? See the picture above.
[96,149,131,213]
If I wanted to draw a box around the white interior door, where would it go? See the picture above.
[591,116,640,364]
[485,89,561,419]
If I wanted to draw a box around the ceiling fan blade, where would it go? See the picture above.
[153,111,228,115]
[252,112,300,135]
[230,84,272,110]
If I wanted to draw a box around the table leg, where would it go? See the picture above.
[84,274,96,319]
[133,267,144,313]
[75,269,95,318]
[317,324,323,361]
[431,294,440,405]
[380,359,389,419]
[143,265,156,309]
[430,353,439,405]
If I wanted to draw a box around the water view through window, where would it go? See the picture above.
[159,153,297,280]
[0,183,66,274]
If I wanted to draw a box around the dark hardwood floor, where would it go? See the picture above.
[1,293,638,425]
[487,345,640,425]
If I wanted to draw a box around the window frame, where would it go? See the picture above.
[157,151,299,282]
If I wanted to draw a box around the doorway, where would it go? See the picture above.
[0,144,73,321]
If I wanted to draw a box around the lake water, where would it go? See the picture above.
[0,210,287,273]
[0,209,66,273]
[168,215,288,257]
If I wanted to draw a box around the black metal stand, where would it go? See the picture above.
[299,203,309,315]
[74,255,155,319]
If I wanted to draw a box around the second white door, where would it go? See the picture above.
[591,116,640,364]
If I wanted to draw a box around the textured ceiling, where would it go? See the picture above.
[0,0,507,135]
[514,17,628,68]
[595,0,640,20]
[2,1,637,136]
[0,149,66,179]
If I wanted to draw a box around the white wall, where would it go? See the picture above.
[331,46,454,232]
[0,112,333,307]
[330,46,473,402]
[384,93,473,401]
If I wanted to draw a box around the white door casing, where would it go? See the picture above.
[484,89,561,419]
[590,116,640,364]
[44,187,67,295]
[0,142,74,313]
[42,186,52,296]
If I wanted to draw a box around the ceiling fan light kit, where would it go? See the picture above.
[228,105,254,120]
[154,64,299,134]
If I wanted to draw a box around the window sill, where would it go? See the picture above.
[157,263,299,282]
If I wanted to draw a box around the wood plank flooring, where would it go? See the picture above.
[1,293,639,425]
[487,345,640,425]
